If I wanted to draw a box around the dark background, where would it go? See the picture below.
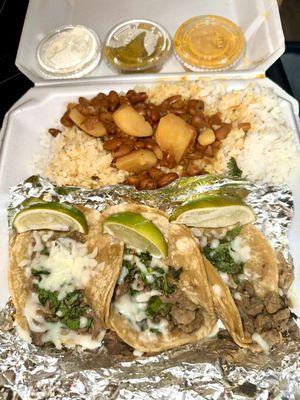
[0,0,299,125]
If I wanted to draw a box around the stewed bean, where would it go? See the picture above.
[103,138,123,151]
[60,89,251,190]
[48,128,61,137]
[157,173,179,188]
[113,143,134,158]
[215,123,232,140]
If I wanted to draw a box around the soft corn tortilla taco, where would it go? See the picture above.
[9,206,123,349]
[200,223,295,351]
[101,203,217,353]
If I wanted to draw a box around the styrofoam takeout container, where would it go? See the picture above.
[0,0,300,319]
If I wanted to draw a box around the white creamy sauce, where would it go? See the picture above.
[252,332,270,354]
[230,236,251,264]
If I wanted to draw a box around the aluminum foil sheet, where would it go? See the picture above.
[1,175,300,400]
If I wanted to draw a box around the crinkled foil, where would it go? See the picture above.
[1,175,300,400]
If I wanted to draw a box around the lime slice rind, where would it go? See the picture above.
[13,202,88,234]
[170,194,255,228]
[103,211,168,258]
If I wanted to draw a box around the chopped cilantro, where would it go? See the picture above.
[31,269,50,278]
[153,267,165,275]
[150,328,159,334]
[33,285,93,331]
[227,157,242,178]
[203,242,243,274]
[123,260,134,271]
[130,289,139,297]
[139,251,151,267]
[146,296,171,318]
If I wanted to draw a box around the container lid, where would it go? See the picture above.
[173,16,246,72]
[104,19,172,73]
[37,25,101,79]
[16,0,285,86]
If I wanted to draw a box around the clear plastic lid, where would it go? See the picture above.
[37,25,102,79]
[104,19,172,73]
[173,15,246,72]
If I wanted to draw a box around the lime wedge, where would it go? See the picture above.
[13,202,88,234]
[103,211,168,258]
[170,195,255,228]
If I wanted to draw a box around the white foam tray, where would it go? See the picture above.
[16,0,284,84]
[0,75,300,316]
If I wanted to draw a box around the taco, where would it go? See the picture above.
[9,203,123,349]
[198,223,297,351]
[101,203,217,353]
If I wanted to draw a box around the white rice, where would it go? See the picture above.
[35,79,300,188]
[140,80,300,187]
[34,126,127,188]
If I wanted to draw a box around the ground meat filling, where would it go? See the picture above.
[113,246,204,336]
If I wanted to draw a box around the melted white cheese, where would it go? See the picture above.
[23,293,104,350]
[42,324,105,350]
[135,290,161,303]
[210,239,220,249]
[35,238,98,299]
[114,293,147,324]
[230,237,251,264]
[233,292,242,301]
[212,284,223,298]
[118,266,129,284]
[219,272,229,284]
[252,332,270,354]
[24,293,48,333]
[147,318,169,335]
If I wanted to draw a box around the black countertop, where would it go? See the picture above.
[0,0,298,126]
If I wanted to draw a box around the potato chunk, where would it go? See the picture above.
[113,105,153,137]
[155,113,194,163]
[115,149,157,173]
[69,108,107,137]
